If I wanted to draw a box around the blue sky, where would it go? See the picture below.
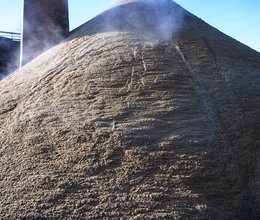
[0,0,259,52]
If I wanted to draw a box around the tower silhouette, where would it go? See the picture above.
[21,0,69,66]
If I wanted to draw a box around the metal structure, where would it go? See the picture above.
[20,0,69,66]
[0,31,21,41]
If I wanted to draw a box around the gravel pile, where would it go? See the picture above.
[0,1,259,219]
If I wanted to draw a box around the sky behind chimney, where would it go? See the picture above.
[0,0,259,52]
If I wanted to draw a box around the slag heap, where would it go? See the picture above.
[0,1,260,219]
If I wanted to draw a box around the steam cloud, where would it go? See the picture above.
[1,0,184,80]
[102,0,184,41]
[20,19,66,67]
[21,0,183,67]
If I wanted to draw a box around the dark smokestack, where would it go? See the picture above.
[20,0,69,66]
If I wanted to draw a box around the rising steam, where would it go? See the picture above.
[103,0,184,41]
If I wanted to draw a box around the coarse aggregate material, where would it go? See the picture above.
[0,1,260,219]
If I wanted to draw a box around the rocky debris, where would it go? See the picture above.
[0,1,259,219]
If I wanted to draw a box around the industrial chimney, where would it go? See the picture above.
[20,0,69,66]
